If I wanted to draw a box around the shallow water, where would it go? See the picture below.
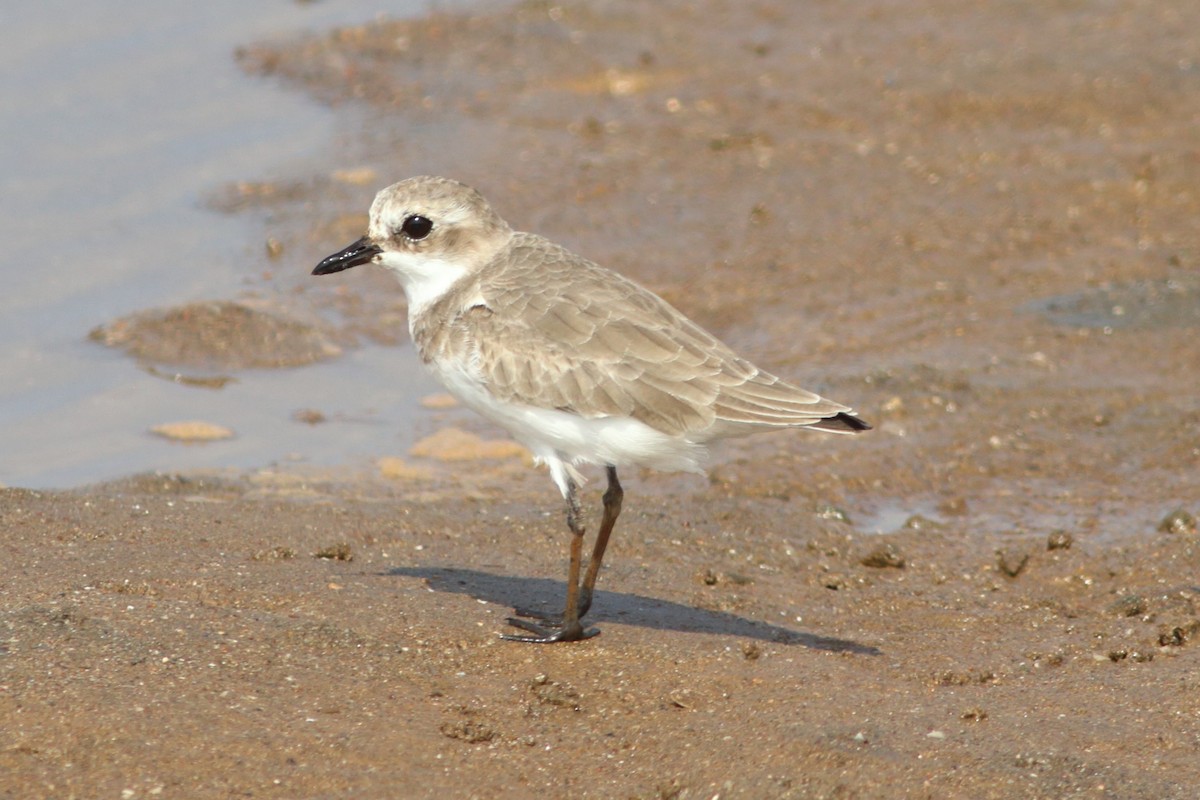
[1026,278,1200,331]
[0,1,451,488]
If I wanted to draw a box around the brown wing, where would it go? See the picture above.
[466,234,865,437]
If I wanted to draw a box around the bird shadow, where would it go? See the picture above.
[385,566,881,654]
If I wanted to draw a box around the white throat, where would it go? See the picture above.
[377,251,471,319]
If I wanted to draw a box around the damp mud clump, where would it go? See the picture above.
[90,300,341,370]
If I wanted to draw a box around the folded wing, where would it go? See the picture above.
[467,235,870,439]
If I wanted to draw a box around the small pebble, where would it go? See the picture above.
[314,543,353,561]
[1158,509,1197,535]
[860,543,905,569]
[420,393,460,410]
[1106,595,1147,618]
[1158,621,1200,647]
[251,546,296,561]
[292,408,326,425]
[996,547,1030,578]
[331,166,378,185]
[1046,529,1073,550]
[151,421,234,442]
[814,504,851,523]
[439,720,496,744]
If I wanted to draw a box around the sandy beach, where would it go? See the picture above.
[3,1,1198,796]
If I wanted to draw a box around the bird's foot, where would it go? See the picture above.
[500,615,599,643]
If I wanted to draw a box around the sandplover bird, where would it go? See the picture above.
[314,176,870,643]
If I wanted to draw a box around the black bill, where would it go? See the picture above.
[312,236,383,275]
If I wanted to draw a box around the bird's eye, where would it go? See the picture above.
[400,214,434,240]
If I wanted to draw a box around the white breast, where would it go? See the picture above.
[425,355,707,495]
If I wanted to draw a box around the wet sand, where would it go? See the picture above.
[4,0,1199,797]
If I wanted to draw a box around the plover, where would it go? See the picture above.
[314,176,870,643]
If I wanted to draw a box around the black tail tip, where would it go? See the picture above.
[815,412,872,433]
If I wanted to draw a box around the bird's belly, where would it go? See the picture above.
[424,357,706,474]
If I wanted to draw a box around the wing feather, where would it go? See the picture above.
[446,234,864,438]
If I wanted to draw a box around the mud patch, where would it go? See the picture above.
[90,300,342,370]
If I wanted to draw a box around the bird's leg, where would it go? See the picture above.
[509,467,623,625]
[502,477,600,643]
[577,466,622,618]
